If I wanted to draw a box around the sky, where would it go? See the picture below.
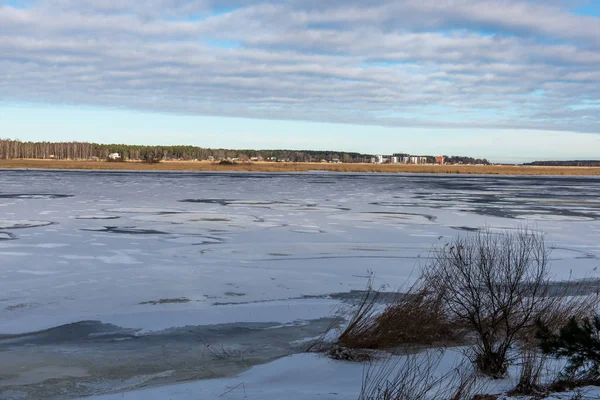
[1,0,600,162]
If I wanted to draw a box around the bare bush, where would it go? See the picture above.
[509,345,548,396]
[336,281,464,350]
[335,229,597,361]
[421,228,592,378]
[319,228,598,391]
[359,350,479,400]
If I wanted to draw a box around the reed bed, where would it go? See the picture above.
[1,159,600,175]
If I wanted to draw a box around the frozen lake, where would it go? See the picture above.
[1,170,599,398]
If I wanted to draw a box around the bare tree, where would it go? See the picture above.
[422,228,555,378]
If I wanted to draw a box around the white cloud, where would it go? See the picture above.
[0,0,599,134]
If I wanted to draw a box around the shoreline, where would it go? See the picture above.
[1,159,600,175]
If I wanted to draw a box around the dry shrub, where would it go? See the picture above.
[509,345,548,396]
[359,350,479,400]
[338,286,464,350]
[334,280,381,350]
[371,288,464,347]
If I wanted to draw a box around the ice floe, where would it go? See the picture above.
[0,220,55,229]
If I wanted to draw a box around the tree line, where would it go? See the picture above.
[0,139,490,164]
[443,155,490,165]
[525,160,600,167]
[0,139,373,162]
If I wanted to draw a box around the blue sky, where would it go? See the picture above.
[1,0,600,162]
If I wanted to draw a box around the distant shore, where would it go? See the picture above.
[1,159,600,175]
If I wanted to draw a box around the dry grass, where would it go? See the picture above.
[509,346,548,396]
[359,350,480,400]
[1,159,600,175]
[338,287,464,350]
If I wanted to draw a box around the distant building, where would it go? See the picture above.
[391,156,399,164]
[435,156,445,165]
[402,156,410,164]
[409,156,419,164]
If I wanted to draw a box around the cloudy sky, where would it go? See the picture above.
[1,0,600,162]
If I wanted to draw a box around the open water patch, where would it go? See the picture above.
[0,318,335,399]
[0,321,140,345]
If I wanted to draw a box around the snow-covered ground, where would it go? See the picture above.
[0,170,599,399]
[79,352,600,400]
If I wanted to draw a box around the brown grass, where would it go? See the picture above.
[1,159,600,175]
[338,287,464,350]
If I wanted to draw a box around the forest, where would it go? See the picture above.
[525,160,600,167]
[0,139,372,163]
[0,139,490,164]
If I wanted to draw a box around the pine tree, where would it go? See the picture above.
[537,316,600,381]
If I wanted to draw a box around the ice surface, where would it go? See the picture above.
[0,171,598,335]
[78,353,365,400]
[74,215,120,220]
[78,351,600,400]
[0,220,55,229]
[515,214,595,221]
[0,232,16,241]
[0,171,599,398]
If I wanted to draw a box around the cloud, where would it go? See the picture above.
[0,0,599,133]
